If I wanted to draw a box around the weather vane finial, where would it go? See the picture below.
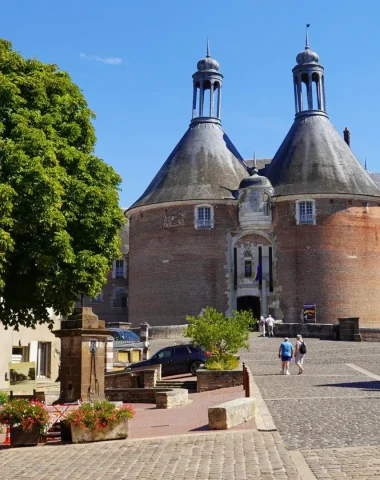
[206,38,211,58]
[306,23,310,50]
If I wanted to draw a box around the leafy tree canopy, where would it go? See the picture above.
[185,307,253,359]
[0,39,124,329]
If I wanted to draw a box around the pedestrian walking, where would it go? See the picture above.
[266,315,275,337]
[278,337,293,375]
[294,334,306,374]
[259,316,266,337]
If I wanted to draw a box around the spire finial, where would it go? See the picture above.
[253,150,258,174]
[365,158,367,170]
[305,23,310,50]
[206,38,211,58]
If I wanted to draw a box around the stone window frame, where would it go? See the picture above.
[295,199,316,225]
[112,257,127,279]
[194,204,214,229]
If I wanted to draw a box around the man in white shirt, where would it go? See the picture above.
[266,315,275,337]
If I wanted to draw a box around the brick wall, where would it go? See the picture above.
[197,368,243,392]
[273,199,380,326]
[128,203,239,326]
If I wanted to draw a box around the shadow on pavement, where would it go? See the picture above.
[317,380,380,391]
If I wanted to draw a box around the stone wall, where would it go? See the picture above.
[105,388,158,403]
[273,199,380,327]
[273,322,337,339]
[128,203,239,326]
[148,325,188,339]
[197,368,243,392]
[360,328,380,341]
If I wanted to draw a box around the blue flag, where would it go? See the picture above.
[254,263,261,282]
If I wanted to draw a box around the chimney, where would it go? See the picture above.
[343,127,351,148]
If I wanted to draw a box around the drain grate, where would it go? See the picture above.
[151,424,170,428]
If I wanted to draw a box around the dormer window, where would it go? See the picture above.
[296,200,316,225]
[195,205,214,229]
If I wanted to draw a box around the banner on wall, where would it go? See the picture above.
[302,304,316,323]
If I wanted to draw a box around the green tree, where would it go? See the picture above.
[0,40,124,329]
[185,307,253,361]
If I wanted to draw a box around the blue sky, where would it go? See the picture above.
[2,1,380,207]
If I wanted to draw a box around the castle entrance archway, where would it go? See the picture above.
[237,296,261,321]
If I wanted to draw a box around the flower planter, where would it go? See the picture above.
[10,425,40,447]
[70,418,129,443]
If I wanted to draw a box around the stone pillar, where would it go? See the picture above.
[210,82,214,117]
[338,317,360,342]
[140,322,150,360]
[105,336,114,373]
[261,279,267,316]
[53,307,112,403]
[140,322,149,343]
[307,73,313,109]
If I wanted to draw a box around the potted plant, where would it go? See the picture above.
[0,398,49,447]
[63,401,135,443]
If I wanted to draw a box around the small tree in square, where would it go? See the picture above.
[185,307,254,370]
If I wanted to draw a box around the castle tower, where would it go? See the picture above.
[265,29,380,325]
[127,44,248,326]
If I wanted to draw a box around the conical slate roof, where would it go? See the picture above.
[130,122,249,209]
[264,114,380,197]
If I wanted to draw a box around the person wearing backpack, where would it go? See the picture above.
[295,334,306,374]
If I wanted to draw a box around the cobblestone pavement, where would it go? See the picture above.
[0,430,300,480]
[3,335,380,478]
[241,336,380,451]
[302,445,380,479]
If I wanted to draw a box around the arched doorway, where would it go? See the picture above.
[237,296,261,320]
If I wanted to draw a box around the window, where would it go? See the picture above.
[175,346,190,355]
[244,260,252,278]
[195,205,214,229]
[115,260,124,278]
[122,296,127,308]
[197,207,211,228]
[296,200,315,225]
[156,347,174,359]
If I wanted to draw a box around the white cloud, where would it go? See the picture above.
[80,53,122,65]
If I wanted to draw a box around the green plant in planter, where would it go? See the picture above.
[205,355,240,371]
[64,401,135,430]
[0,398,49,433]
[185,307,252,369]
[0,391,8,405]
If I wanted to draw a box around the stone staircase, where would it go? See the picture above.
[156,379,197,393]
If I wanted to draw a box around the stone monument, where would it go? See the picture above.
[53,307,112,403]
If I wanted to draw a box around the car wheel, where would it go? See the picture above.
[190,361,201,376]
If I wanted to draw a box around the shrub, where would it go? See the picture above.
[185,307,252,365]
[64,401,135,431]
[0,391,8,405]
[0,399,49,433]
[205,355,240,371]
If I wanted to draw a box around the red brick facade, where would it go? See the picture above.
[128,203,239,326]
[273,198,380,326]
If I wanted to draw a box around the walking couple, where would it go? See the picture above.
[278,335,306,375]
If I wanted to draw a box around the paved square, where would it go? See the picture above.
[2,335,380,478]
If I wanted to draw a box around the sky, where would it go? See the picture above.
[2,0,380,207]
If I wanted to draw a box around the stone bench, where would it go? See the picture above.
[208,397,256,430]
[155,388,188,409]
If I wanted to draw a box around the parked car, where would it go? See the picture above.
[127,344,210,376]
[108,328,141,343]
